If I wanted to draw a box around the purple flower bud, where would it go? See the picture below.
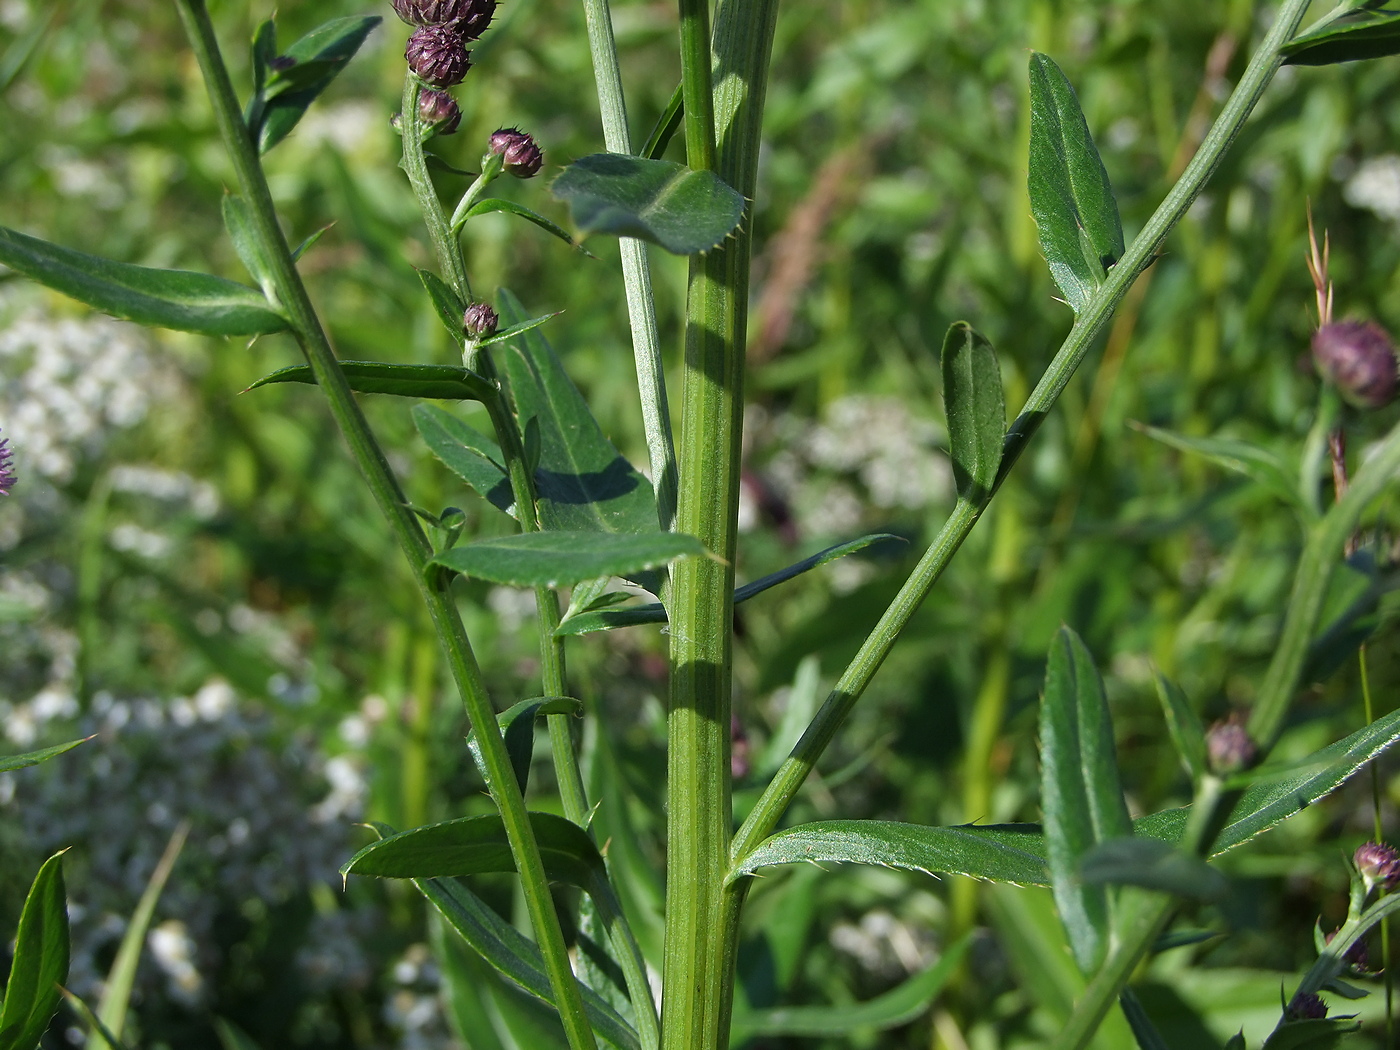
[406,25,471,88]
[1325,929,1372,973]
[1205,718,1258,776]
[1354,841,1400,891]
[0,431,14,496]
[463,302,498,338]
[392,0,496,39]
[489,127,543,179]
[1312,320,1398,410]
[1285,991,1328,1021]
[418,89,461,135]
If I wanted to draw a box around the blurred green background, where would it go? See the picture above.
[3,0,1400,1046]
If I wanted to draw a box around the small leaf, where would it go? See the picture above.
[255,17,381,154]
[221,194,278,299]
[550,154,745,255]
[1283,11,1400,65]
[728,820,1049,887]
[1259,1018,1360,1050]
[417,268,466,347]
[413,404,514,518]
[1131,422,1312,520]
[730,933,971,1041]
[0,225,289,337]
[246,361,494,402]
[0,737,90,774]
[642,83,684,161]
[453,198,581,251]
[1225,1033,1248,1050]
[1321,978,1370,1000]
[430,530,709,588]
[61,990,133,1050]
[476,312,565,350]
[0,852,69,1050]
[465,697,582,795]
[290,224,332,262]
[1027,52,1125,314]
[1040,625,1133,973]
[940,322,1005,501]
[1119,988,1172,1050]
[1153,672,1207,783]
[1080,837,1228,902]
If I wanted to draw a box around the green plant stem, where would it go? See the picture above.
[448,154,503,234]
[1360,645,1394,1044]
[175,5,595,1047]
[578,0,678,532]
[734,0,1317,865]
[401,76,471,300]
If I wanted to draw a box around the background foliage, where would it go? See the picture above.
[3,0,1400,1046]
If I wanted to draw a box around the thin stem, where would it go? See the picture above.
[175,5,594,1047]
[448,154,503,234]
[401,75,472,300]
[578,0,678,531]
[735,0,1317,863]
[1361,645,1394,1044]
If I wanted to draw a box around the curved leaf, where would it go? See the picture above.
[246,361,493,401]
[454,198,580,251]
[413,403,514,517]
[1027,52,1125,314]
[641,83,684,161]
[0,225,287,336]
[1080,837,1228,902]
[417,268,466,347]
[941,322,1005,501]
[0,852,69,1050]
[1154,672,1207,783]
[465,697,582,795]
[254,17,381,154]
[1130,422,1312,520]
[0,737,90,774]
[1283,11,1400,66]
[431,530,709,588]
[550,153,745,255]
[727,820,1049,887]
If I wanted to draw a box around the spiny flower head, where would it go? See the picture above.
[1205,717,1258,776]
[463,302,499,339]
[1354,841,1400,892]
[489,127,543,179]
[406,24,471,88]
[392,0,496,39]
[418,89,461,135]
[1285,991,1327,1021]
[1312,320,1398,410]
[0,431,14,496]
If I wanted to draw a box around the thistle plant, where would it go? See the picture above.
[10,1,1400,1049]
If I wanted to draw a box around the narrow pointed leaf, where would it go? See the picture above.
[413,404,514,517]
[730,933,971,1040]
[0,852,69,1050]
[1040,625,1133,973]
[454,198,581,251]
[1027,52,1125,314]
[941,322,1005,501]
[550,153,744,255]
[0,8,55,98]
[249,20,277,101]
[246,361,493,401]
[430,530,708,588]
[290,224,332,262]
[465,697,582,795]
[1154,672,1207,783]
[0,225,288,336]
[256,17,381,153]
[476,312,564,349]
[0,737,90,774]
[1080,837,1228,902]
[1283,12,1400,65]
[221,194,277,298]
[1259,1018,1359,1049]
[61,990,133,1050]
[642,83,684,161]
[1131,422,1312,519]
[417,268,466,347]
[1119,988,1172,1050]
[727,820,1050,887]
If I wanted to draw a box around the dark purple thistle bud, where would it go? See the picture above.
[463,302,499,338]
[1285,991,1328,1021]
[418,89,461,135]
[489,127,543,179]
[1205,717,1258,776]
[1312,320,1398,410]
[1354,841,1400,891]
[392,0,496,38]
[406,25,471,88]
[0,431,14,496]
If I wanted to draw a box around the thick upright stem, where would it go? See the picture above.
[175,5,595,1047]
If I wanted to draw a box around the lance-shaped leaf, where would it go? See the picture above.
[221,194,277,300]
[246,361,494,402]
[1283,10,1400,66]
[0,737,90,774]
[431,530,709,588]
[1154,672,1207,783]
[1119,988,1173,1050]
[941,322,1005,501]
[550,154,745,255]
[253,17,381,154]
[465,697,582,795]
[729,933,971,1042]
[642,83,684,161]
[554,534,901,636]
[1131,422,1312,520]
[0,852,70,1050]
[0,225,288,337]
[414,404,514,517]
[1080,837,1228,903]
[418,268,467,347]
[452,198,580,251]
[1040,625,1133,973]
[727,820,1050,887]
[1027,52,1125,314]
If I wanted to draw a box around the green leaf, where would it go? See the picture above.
[1119,988,1172,1050]
[430,530,709,588]
[550,154,745,255]
[729,933,971,1041]
[1225,1035,1247,1050]
[641,83,684,161]
[255,17,381,153]
[0,737,90,774]
[1153,672,1207,783]
[213,1018,261,1050]
[1283,11,1400,66]
[0,852,69,1050]
[453,198,581,251]
[727,820,1049,887]
[413,404,514,518]
[430,915,516,1050]
[220,194,278,299]
[0,225,289,337]
[1027,52,1125,314]
[0,7,55,98]
[1137,705,1400,854]
[1304,554,1387,684]
[246,361,494,402]
[61,990,132,1050]
[477,313,566,350]
[290,224,331,263]
[466,697,582,795]
[554,534,900,637]
[755,656,823,779]
[940,322,1005,501]
[1080,837,1228,902]
[1130,422,1312,520]
[417,268,466,347]
[1259,1018,1359,1049]
[1040,625,1133,973]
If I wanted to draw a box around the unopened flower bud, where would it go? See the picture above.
[1205,718,1257,776]
[392,0,496,38]
[1354,841,1400,892]
[268,55,297,73]
[0,431,15,496]
[406,25,471,88]
[1312,320,1398,410]
[1285,991,1327,1021]
[418,89,461,135]
[1325,928,1372,973]
[464,302,498,338]
[489,128,543,179]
